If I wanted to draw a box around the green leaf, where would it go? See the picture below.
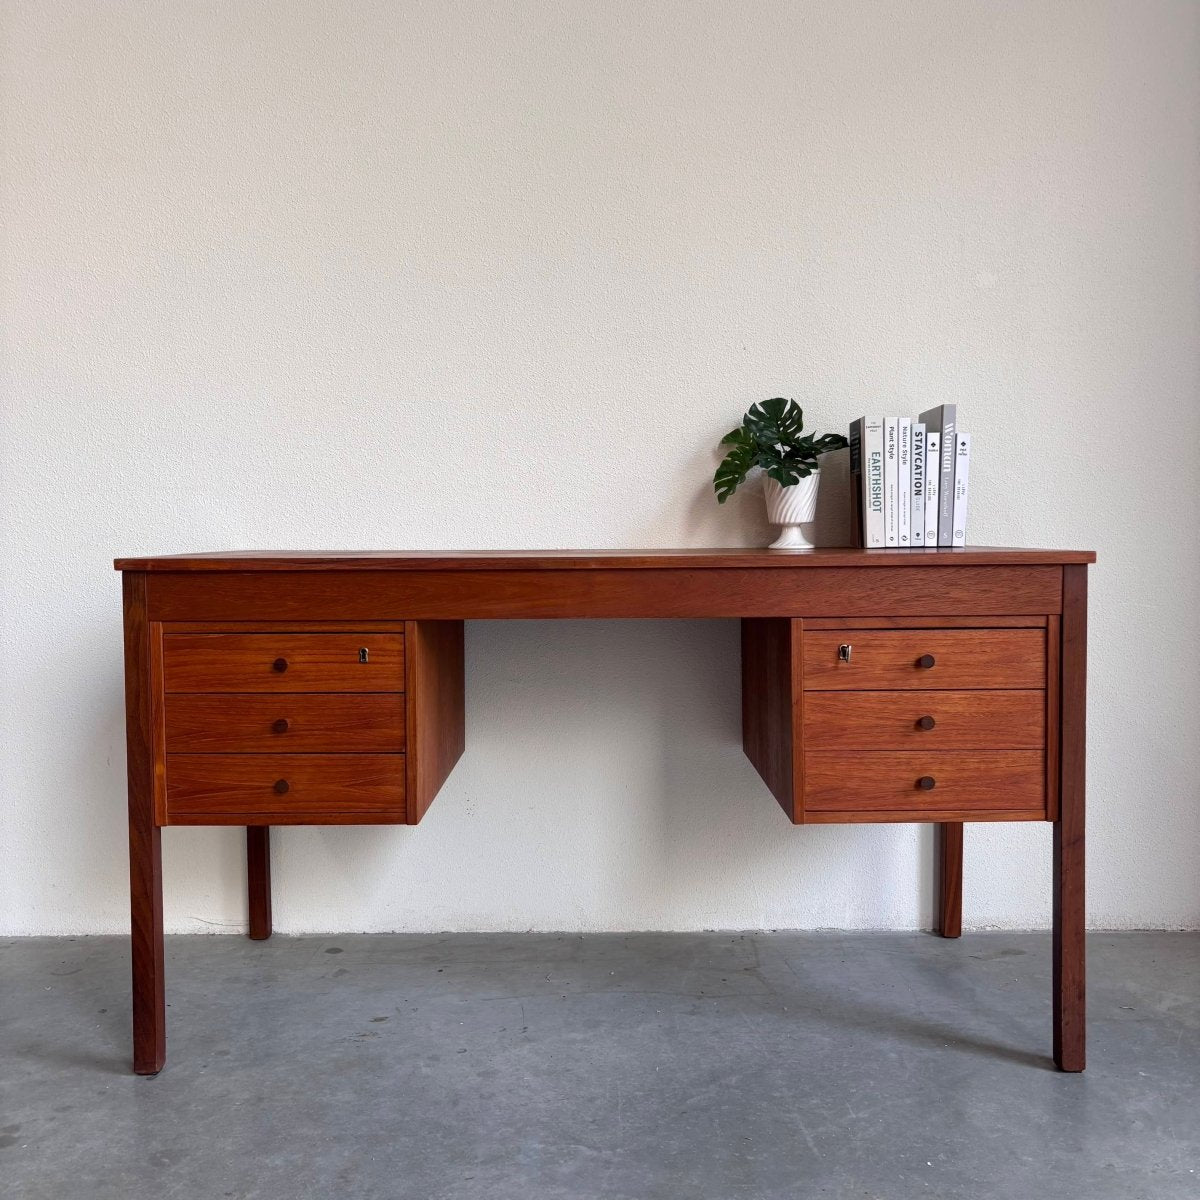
[810,432,849,455]
[713,397,842,504]
[765,464,800,488]
[713,445,753,503]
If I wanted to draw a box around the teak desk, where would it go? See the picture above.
[115,547,1094,1075]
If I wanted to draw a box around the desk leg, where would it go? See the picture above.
[247,827,272,940]
[1054,565,1087,1072]
[934,823,963,938]
[124,573,166,1075]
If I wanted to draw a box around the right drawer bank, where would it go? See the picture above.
[741,618,1058,824]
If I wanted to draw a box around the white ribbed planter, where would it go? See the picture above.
[762,470,821,550]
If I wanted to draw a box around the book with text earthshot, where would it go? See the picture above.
[849,416,885,547]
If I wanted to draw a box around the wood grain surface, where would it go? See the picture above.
[803,629,1046,690]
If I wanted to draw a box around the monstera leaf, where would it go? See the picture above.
[713,399,847,504]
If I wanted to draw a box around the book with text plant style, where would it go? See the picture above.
[923,431,940,547]
[919,404,957,546]
[910,422,926,547]
[883,417,898,546]
[952,432,971,544]
[897,417,912,546]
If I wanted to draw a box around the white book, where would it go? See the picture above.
[923,432,940,547]
[910,422,926,546]
[861,416,885,547]
[897,418,912,546]
[951,432,971,544]
[883,417,898,546]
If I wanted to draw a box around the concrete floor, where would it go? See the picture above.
[1,933,1196,1200]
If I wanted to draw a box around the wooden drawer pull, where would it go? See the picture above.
[916,654,936,669]
[272,718,290,734]
[273,779,290,795]
[272,657,289,673]
[916,715,936,730]
[917,776,937,790]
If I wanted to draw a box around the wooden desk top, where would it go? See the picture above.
[115,547,1096,572]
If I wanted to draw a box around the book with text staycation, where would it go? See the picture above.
[910,422,926,546]
[897,417,912,546]
[952,432,971,544]
[919,404,957,546]
[923,431,940,546]
[883,417,898,546]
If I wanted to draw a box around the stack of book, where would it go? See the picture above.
[848,406,970,548]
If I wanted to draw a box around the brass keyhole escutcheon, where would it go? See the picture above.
[837,643,852,663]
[359,647,369,663]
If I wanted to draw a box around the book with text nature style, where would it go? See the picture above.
[897,417,912,546]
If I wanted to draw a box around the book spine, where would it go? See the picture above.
[936,406,957,546]
[952,432,971,545]
[863,417,885,547]
[923,432,940,546]
[897,417,912,546]
[848,418,864,548]
[910,423,925,546]
[883,417,898,546]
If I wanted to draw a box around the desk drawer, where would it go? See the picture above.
[163,633,404,693]
[165,694,406,754]
[803,629,1045,690]
[805,750,1045,816]
[804,690,1045,750]
[166,754,405,820]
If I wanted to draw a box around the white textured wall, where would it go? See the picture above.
[2,1,1197,934]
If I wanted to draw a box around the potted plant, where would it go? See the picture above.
[713,398,848,549]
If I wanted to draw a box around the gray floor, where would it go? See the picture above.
[1,932,1197,1200]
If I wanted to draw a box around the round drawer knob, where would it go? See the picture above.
[273,779,290,795]
[916,776,936,791]
[916,715,936,731]
[272,657,289,673]
[272,718,290,734]
[916,654,936,669]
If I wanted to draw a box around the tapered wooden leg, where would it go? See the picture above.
[124,573,166,1075]
[934,822,963,938]
[247,827,272,940]
[1054,565,1088,1071]
[129,823,165,1074]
